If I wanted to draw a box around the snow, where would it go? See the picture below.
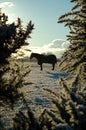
[0,61,68,127]
[21,61,68,113]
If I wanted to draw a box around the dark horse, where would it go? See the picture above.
[30,52,57,70]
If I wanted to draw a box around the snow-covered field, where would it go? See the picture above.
[0,61,68,127]
[21,61,68,113]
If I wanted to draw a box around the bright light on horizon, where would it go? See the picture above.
[12,39,70,59]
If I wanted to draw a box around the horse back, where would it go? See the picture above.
[41,54,57,64]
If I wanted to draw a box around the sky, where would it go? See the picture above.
[0,0,73,58]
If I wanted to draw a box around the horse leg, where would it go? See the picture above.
[52,63,55,70]
[40,64,43,70]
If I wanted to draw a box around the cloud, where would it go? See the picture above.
[0,2,14,8]
[43,39,69,49]
[40,39,69,57]
[16,39,70,59]
[36,39,69,55]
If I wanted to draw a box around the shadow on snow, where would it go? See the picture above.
[47,71,68,79]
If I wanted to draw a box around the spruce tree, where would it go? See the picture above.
[0,9,34,129]
[41,1,86,130]
[58,0,86,86]
[0,9,34,64]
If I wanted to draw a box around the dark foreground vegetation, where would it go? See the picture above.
[0,0,86,129]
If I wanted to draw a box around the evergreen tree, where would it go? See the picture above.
[58,0,86,86]
[0,9,34,129]
[39,1,86,130]
[0,9,34,63]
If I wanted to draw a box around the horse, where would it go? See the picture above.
[30,52,57,70]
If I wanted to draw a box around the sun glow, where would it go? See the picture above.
[12,39,69,59]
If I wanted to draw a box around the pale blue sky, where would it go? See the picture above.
[0,0,73,47]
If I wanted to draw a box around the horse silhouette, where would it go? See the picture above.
[30,52,57,70]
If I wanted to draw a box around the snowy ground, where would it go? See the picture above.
[0,61,68,128]
[20,61,68,113]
